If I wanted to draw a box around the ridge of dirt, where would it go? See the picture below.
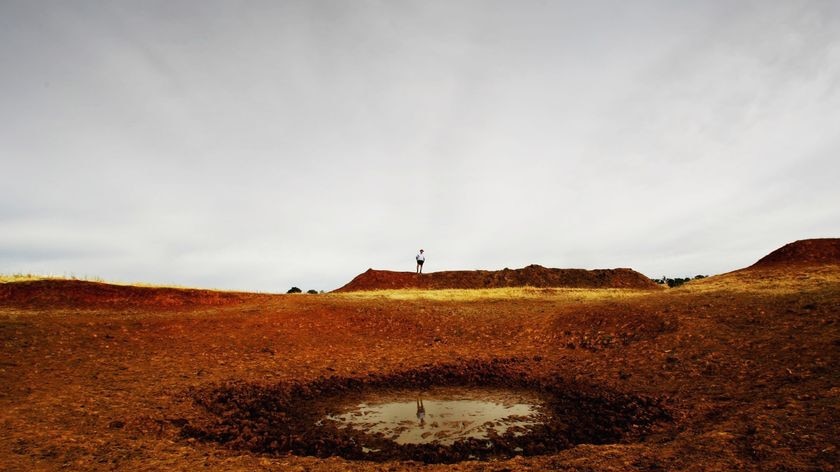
[0,279,266,309]
[749,238,840,269]
[334,265,661,292]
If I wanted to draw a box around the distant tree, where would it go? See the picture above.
[287,286,302,294]
[694,274,708,279]
[666,277,693,288]
[306,289,318,294]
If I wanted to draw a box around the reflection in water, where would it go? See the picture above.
[416,397,425,426]
[324,387,545,445]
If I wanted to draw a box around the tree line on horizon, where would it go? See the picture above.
[653,274,708,288]
[286,287,321,294]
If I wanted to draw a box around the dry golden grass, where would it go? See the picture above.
[331,286,657,302]
[0,273,77,283]
[676,265,840,295]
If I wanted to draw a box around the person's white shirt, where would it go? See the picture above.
[416,252,425,261]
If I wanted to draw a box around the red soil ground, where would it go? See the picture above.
[0,279,268,309]
[1,239,838,471]
[749,238,840,268]
[335,265,661,292]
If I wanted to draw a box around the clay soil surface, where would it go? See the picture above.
[2,242,839,471]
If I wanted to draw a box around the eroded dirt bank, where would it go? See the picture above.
[1,269,838,470]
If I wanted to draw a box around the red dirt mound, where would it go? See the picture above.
[749,238,840,269]
[0,279,263,309]
[334,265,660,292]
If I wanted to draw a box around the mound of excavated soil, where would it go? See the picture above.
[334,265,660,292]
[0,279,262,309]
[749,238,840,269]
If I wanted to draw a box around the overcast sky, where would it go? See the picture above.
[1,1,839,292]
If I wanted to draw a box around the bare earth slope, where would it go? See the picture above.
[335,265,661,292]
[0,279,267,308]
[750,238,840,268]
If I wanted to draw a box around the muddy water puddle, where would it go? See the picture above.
[323,387,545,446]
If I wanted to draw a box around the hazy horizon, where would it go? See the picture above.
[2,1,839,292]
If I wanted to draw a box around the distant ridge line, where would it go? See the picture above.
[0,279,264,308]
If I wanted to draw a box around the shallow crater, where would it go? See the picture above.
[182,359,672,463]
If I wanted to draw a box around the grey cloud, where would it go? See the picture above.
[1,1,838,291]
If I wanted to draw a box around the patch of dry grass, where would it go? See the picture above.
[0,273,79,283]
[331,286,656,302]
[676,265,840,295]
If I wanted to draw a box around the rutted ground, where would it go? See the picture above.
[1,240,838,471]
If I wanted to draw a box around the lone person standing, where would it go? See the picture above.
[416,249,425,274]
